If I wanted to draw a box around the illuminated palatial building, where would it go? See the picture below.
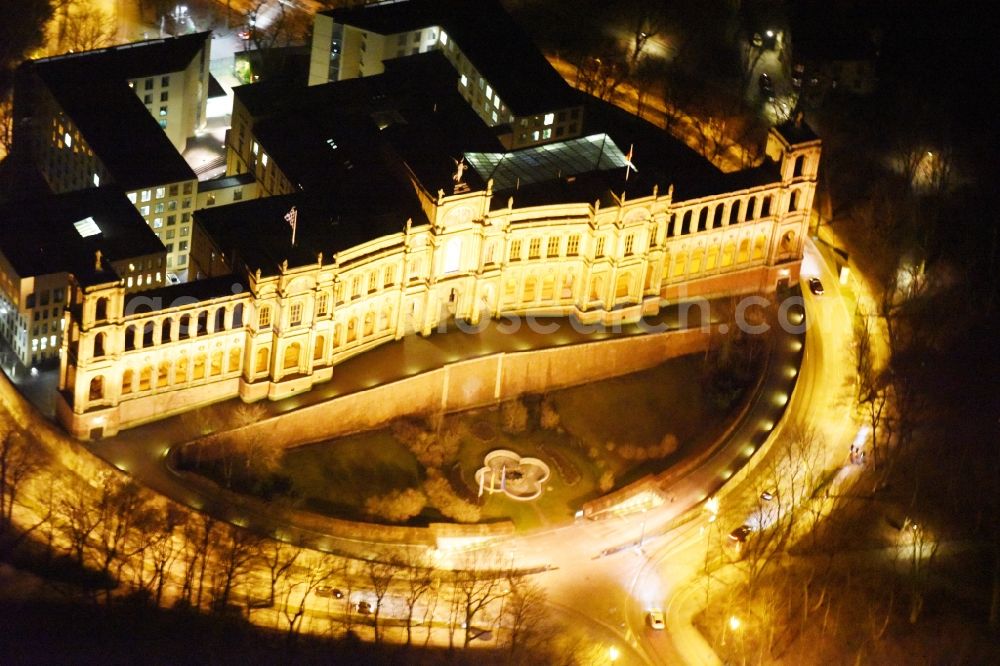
[45,0,821,439]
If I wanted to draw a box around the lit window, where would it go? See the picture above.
[595,237,605,257]
[158,120,167,129]
[159,106,167,116]
[262,153,269,166]
[625,234,635,255]
[542,128,552,139]
[510,239,522,260]
[155,187,165,199]
[92,173,100,186]
[137,275,143,286]
[140,206,149,216]
[141,190,151,202]
[63,133,72,147]
[252,141,259,155]
[127,276,134,288]
[153,217,163,228]
[528,238,541,259]
[485,84,493,99]
[532,131,540,141]
[127,192,137,204]
[439,30,448,45]
[544,113,555,125]
[50,335,56,346]
[290,302,302,326]
[567,234,580,255]
[460,74,468,87]
[547,236,560,257]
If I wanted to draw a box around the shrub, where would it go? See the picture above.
[657,433,679,457]
[501,399,529,434]
[364,488,427,523]
[540,398,561,430]
[424,470,481,523]
[391,416,461,468]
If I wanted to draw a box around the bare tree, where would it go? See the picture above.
[398,550,434,646]
[454,553,510,648]
[0,426,47,530]
[260,538,300,607]
[281,554,332,638]
[212,522,263,611]
[502,575,550,661]
[56,475,104,566]
[91,475,155,603]
[364,553,399,643]
[145,504,184,606]
[62,0,117,53]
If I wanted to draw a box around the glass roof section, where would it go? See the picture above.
[464,133,631,191]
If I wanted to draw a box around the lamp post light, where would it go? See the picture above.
[608,645,620,663]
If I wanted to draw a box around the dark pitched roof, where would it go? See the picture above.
[327,0,576,115]
[0,188,164,283]
[22,35,206,189]
[124,274,246,314]
[195,192,422,276]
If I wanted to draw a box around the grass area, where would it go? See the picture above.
[282,431,421,517]
[190,351,755,530]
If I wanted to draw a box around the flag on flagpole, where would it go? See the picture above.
[624,144,636,181]
[284,206,298,246]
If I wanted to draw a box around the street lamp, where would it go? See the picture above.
[729,615,741,631]
[608,646,620,663]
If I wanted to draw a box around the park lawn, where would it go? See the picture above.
[551,353,714,449]
[281,430,422,512]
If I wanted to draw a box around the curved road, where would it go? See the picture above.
[81,240,855,663]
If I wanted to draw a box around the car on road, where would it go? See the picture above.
[729,524,754,544]
[760,490,774,502]
[646,609,666,630]
[808,277,825,295]
[758,72,775,99]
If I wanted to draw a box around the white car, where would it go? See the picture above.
[646,609,665,630]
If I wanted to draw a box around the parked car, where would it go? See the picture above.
[729,525,754,543]
[646,609,666,630]
[808,277,825,295]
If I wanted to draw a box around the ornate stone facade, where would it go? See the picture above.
[56,127,819,439]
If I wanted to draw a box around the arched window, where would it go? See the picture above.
[379,306,392,331]
[504,279,517,304]
[697,207,708,232]
[788,189,800,212]
[589,276,603,301]
[176,356,188,383]
[157,361,170,388]
[93,332,106,358]
[179,314,191,339]
[347,319,357,342]
[255,347,269,373]
[363,311,375,336]
[672,250,687,277]
[721,241,736,267]
[760,196,772,217]
[541,274,555,301]
[644,265,655,290]
[523,276,537,301]
[283,343,300,370]
[690,247,704,274]
[94,297,108,321]
[89,376,104,401]
[706,245,720,271]
[121,369,134,394]
[615,273,631,298]
[713,205,724,228]
[125,326,137,351]
[214,307,226,332]
[142,321,155,347]
[313,335,325,362]
[793,154,805,178]
[729,202,740,225]
[744,197,756,222]
[780,230,796,252]
[139,366,152,391]
[232,303,245,328]
[752,234,767,260]
[196,311,208,336]
[681,210,692,235]
[737,239,751,263]
[161,318,172,343]
[210,350,223,376]
[192,354,206,380]
[561,273,574,299]
[228,347,241,372]
[333,323,342,348]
